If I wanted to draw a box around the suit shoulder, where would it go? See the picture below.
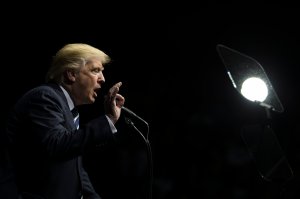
[16,83,65,107]
[23,83,61,98]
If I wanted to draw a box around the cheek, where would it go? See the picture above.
[78,75,97,93]
[81,76,94,86]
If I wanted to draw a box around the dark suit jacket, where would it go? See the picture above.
[5,83,116,199]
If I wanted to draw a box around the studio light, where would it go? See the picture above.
[216,44,284,113]
[241,77,268,102]
[216,44,293,185]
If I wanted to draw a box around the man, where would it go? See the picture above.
[5,43,125,199]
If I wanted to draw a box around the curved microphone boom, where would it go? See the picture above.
[121,106,148,126]
[121,106,152,199]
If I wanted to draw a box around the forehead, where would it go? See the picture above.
[85,57,104,68]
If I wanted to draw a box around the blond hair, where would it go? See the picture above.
[45,43,111,83]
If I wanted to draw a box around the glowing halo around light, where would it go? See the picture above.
[241,77,268,102]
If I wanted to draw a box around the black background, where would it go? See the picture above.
[2,2,300,199]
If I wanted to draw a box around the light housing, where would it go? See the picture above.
[216,44,284,113]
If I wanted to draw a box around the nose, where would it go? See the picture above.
[98,72,105,83]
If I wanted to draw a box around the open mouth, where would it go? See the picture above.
[93,88,101,97]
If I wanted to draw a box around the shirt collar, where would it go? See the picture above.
[59,85,74,111]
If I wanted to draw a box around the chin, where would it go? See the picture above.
[89,98,96,103]
[82,97,95,104]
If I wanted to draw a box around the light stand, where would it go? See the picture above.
[217,44,293,195]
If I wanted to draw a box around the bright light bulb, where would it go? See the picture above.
[241,77,268,102]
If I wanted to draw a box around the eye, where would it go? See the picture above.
[93,68,100,72]
[91,68,102,74]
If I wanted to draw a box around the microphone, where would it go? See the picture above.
[121,106,148,126]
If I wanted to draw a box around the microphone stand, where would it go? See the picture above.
[123,109,153,199]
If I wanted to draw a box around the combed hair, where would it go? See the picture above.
[45,43,111,83]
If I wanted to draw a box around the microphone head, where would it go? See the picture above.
[121,106,137,116]
[121,106,148,126]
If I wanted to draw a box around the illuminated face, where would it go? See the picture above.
[72,58,105,105]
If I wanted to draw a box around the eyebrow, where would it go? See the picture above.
[90,64,104,71]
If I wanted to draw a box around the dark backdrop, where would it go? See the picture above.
[2,2,300,199]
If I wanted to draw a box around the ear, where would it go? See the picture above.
[65,70,77,83]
